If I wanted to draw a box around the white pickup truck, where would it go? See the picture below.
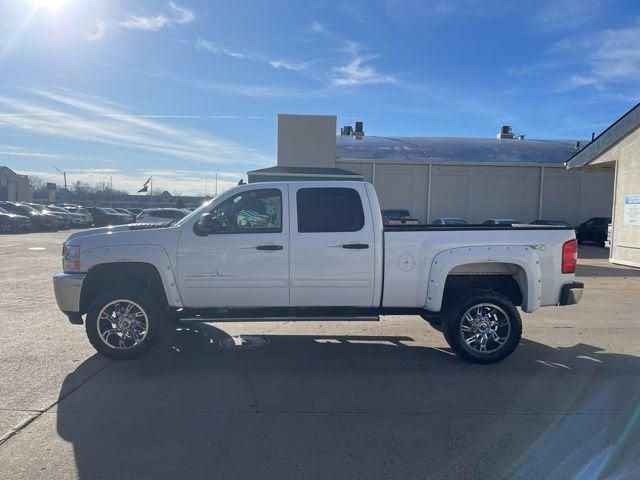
[53,181,583,364]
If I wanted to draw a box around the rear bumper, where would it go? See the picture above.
[53,273,86,316]
[559,281,584,306]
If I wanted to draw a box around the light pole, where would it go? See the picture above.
[53,166,67,189]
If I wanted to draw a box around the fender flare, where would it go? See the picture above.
[82,244,183,307]
[425,245,542,313]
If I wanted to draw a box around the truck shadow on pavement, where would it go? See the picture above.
[56,325,640,480]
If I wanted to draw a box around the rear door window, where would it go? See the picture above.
[297,187,364,233]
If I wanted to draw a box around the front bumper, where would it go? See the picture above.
[559,281,584,306]
[53,273,86,319]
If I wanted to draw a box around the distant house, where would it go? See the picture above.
[0,166,33,202]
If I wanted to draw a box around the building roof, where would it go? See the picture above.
[566,102,640,169]
[248,166,362,178]
[336,135,584,166]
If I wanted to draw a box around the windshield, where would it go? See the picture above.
[17,204,38,215]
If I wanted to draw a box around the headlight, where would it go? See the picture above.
[62,244,81,272]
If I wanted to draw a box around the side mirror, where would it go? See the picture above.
[195,212,220,236]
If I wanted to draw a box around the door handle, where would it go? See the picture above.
[341,243,369,250]
[256,244,283,251]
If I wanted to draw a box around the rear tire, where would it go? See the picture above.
[85,286,167,360]
[442,289,522,364]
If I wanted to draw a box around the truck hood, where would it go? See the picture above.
[65,222,175,245]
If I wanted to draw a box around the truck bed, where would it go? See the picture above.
[382,224,577,312]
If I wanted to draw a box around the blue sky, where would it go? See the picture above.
[1,0,639,195]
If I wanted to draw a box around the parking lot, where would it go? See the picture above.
[0,230,639,479]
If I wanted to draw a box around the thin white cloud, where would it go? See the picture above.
[0,145,57,158]
[119,1,195,32]
[330,41,397,87]
[0,87,271,168]
[195,38,247,59]
[554,20,640,90]
[536,0,605,29]
[195,38,310,73]
[268,60,310,72]
[309,21,331,36]
[87,21,108,42]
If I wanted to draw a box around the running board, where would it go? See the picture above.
[179,315,380,323]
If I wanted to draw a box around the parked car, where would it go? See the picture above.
[531,220,572,227]
[114,208,136,222]
[431,217,468,225]
[483,219,521,226]
[0,202,57,230]
[0,206,31,233]
[575,217,611,246]
[136,208,188,223]
[46,205,85,227]
[86,207,128,227]
[26,203,70,229]
[54,181,582,364]
[381,209,419,226]
[59,205,94,226]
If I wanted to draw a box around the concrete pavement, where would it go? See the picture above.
[0,231,639,479]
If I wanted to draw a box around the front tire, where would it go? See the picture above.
[85,287,167,360]
[443,289,522,364]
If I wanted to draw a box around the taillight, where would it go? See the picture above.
[562,239,577,274]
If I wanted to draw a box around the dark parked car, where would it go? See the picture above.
[0,202,58,230]
[381,209,419,226]
[576,217,611,246]
[27,203,70,229]
[531,220,572,227]
[0,206,32,233]
[86,207,128,227]
[114,208,136,222]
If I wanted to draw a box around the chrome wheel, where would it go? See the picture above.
[97,299,149,350]
[459,303,510,354]
[0,223,11,233]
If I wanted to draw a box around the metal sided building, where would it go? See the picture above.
[249,114,614,225]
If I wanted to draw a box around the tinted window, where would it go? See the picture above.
[209,188,282,233]
[297,188,364,233]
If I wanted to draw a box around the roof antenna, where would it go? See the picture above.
[591,132,595,141]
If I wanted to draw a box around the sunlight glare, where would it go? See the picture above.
[28,0,70,11]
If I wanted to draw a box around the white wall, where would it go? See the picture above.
[277,114,337,168]
[588,126,640,267]
[336,161,614,225]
